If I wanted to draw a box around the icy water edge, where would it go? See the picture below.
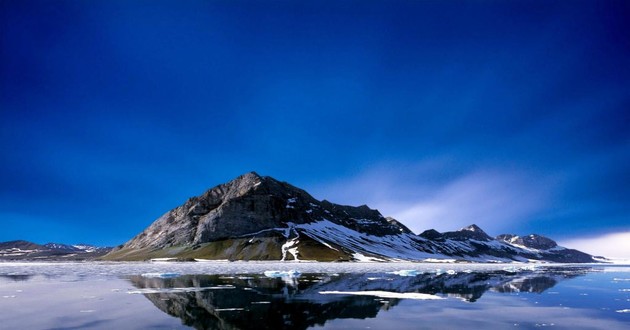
[0,262,629,329]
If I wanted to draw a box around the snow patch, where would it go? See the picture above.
[352,253,384,262]
[281,239,300,261]
[286,197,297,209]
[281,224,300,261]
[296,219,439,261]
[424,258,457,263]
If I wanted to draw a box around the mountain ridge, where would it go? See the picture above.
[0,240,112,260]
[104,172,597,263]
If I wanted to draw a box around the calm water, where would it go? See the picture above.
[0,262,628,329]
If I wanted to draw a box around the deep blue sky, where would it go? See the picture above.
[1,0,629,248]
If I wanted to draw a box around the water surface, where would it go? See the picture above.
[1,262,628,329]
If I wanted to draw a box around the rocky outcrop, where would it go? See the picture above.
[496,234,557,250]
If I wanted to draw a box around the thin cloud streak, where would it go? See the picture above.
[560,232,630,259]
[387,172,549,235]
[310,163,552,236]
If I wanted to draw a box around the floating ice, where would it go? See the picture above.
[214,308,245,312]
[616,309,630,313]
[263,270,301,278]
[141,273,180,278]
[127,285,235,294]
[502,266,519,273]
[319,290,443,300]
[150,258,177,262]
[388,270,419,277]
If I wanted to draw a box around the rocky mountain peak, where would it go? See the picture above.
[442,224,492,241]
[114,172,408,253]
[461,224,485,233]
[496,234,558,250]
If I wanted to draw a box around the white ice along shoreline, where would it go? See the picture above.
[1,261,625,280]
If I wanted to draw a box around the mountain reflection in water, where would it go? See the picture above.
[127,267,589,330]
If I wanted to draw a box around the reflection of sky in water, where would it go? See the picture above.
[317,271,630,329]
[0,264,628,329]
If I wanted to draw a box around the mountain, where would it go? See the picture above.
[104,172,597,263]
[0,240,112,260]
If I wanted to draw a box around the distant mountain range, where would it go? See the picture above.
[102,172,597,263]
[0,240,111,261]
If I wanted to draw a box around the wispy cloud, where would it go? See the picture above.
[309,161,552,235]
[560,232,630,259]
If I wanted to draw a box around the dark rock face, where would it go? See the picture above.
[419,229,443,240]
[117,172,409,251]
[442,224,493,241]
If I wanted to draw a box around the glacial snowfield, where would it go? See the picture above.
[1,261,629,329]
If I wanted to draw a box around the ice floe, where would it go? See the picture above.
[319,290,443,300]
[263,270,301,278]
[388,270,420,277]
[127,285,235,294]
[214,308,245,312]
[141,273,180,278]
